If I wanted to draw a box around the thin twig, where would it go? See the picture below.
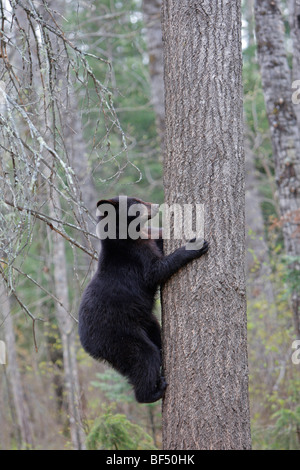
[3,199,98,260]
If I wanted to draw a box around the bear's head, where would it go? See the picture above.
[96,196,159,240]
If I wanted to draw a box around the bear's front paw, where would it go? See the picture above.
[186,238,209,254]
[158,376,168,392]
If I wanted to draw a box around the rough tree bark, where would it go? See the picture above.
[161,0,251,450]
[255,0,300,340]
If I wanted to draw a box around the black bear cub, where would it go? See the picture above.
[78,196,209,403]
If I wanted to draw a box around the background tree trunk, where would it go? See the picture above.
[0,282,34,449]
[254,0,300,339]
[245,135,274,304]
[161,0,251,450]
[48,194,86,450]
[288,0,300,127]
[142,0,165,149]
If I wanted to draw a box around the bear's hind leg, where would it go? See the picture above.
[135,374,167,404]
[130,342,167,404]
[115,333,167,403]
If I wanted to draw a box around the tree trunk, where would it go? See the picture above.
[161,0,251,450]
[245,135,274,304]
[143,0,273,294]
[142,0,165,148]
[0,281,34,449]
[48,195,86,450]
[254,0,300,339]
[143,0,275,334]
[244,0,255,48]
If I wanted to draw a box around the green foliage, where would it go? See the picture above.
[247,232,300,450]
[270,406,300,450]
[252,406,300,450]
[281,255,300,292]
[86,405,156,450]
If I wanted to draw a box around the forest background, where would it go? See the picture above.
[0,0,299,450]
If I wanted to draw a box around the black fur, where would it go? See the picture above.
[78,196,209,403]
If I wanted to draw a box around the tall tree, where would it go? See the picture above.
[161,0,251,449]
[255,0,300,340]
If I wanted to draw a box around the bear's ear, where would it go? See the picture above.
[96,199,118,208]
[96,199,118,217]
